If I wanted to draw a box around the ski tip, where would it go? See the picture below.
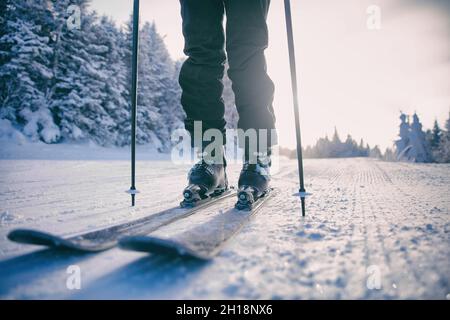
[7,229,25,242]
[7,228,49,244]
[7,228,71,250]
[7,229,110,252]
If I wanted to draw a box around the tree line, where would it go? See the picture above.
[280,112,450,163]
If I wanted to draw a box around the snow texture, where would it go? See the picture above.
[0,144,448,299]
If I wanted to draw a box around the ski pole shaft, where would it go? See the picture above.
[284,0,306,216]
[130,0,140,206]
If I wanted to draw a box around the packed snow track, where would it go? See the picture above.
[0,152,448,299]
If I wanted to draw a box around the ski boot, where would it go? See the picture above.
[181,148,228,208]
[235,152,271,211]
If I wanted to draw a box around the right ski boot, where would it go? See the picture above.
[181,155,228,208]
[235,152,272,211]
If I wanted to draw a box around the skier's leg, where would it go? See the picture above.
[224,0,277,159]
[179,1,228,205]
[179,0,227,148]
[224,0,275,206]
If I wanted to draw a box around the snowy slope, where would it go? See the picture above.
[0,143,449,299]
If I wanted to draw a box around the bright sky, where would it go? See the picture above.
[90,0,450,150]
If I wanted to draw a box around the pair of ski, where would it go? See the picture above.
[7,188,274,260]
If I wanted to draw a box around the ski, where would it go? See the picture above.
[119,188,276,260]
[7,188,236,252]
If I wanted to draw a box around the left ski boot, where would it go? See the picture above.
[181,146,228,208]
[236,152,271,210]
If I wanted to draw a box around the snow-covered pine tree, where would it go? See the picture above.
[430,119,442,149]
[332,127,340,144]
[365,143,371,156]
[221,63,238,151]
[358,139,365,156]
[0,0,9,66]
[370,145,382,159]
[315,135,331,158]
[0,0,59,142]
[329,127,341,157]
[395,112,411,161]
[94,16,130,146]
[173,58,187,124]
[49,0,119,145]
[343,134,357,157]
[435,112,450,163]
[384,148,395,161]
[408,113,433,163]
[145,23,184,151]
[132,21,163,149]
[223,64,238,130]
[123,21,184,151]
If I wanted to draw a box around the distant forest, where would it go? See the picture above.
[280,112,450,163]
[279,128,382,160]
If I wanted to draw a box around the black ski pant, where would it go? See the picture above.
[179,0,277,150]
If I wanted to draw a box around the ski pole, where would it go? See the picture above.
[284,0,308,216]
[128,0,140,206]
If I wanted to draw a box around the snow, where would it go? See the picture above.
[0,143,449,299]
[0,119,27,145]
[0,140,167,161]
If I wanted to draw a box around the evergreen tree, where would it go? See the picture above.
[146,23,184,150]
[435,112,450,163]
[408,113,432,162]
[0,0,11,67]
[395,112,411,161]
[223,64,238,130]
[173,58,187,122]
[370,145,382,159]
[0,0,59,142]
[125,21,184,151]
[329,127,341,157]
[55,8,111,143]
[359,138,364,150]
[127,21,163,148]
[431,119,442,148]
[365,143,371,157]
[332,127,340,144]
[384,148,395,161]
[95,16,130,146]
